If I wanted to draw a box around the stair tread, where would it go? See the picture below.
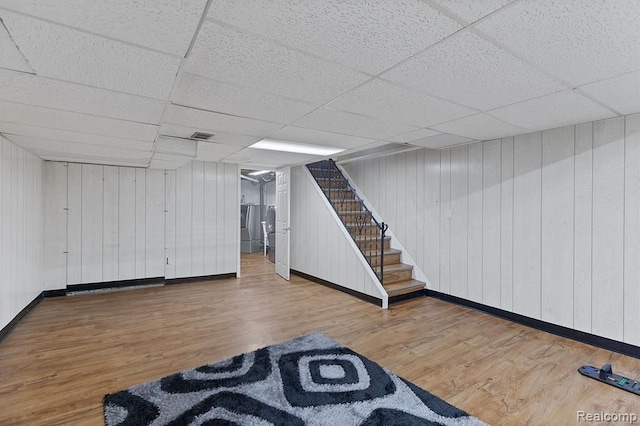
[354,235,390,241]
[384,278,425,290]
[365,248,401,256]
[383,263,413,272]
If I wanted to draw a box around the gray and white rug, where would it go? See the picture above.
[104,332,486,425]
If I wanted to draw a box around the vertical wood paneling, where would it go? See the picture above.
[425,149,440,289]
[43,162,67,289]
[164,170,177,279]
[541,126,575,327]
[406,152,417,258]
[592,117,625,340]
[624,113,640,346]
[145,169,165,277]
[500,137,514,311]
[191,161,204,276]
[118,168,136,280]
[397,153,407,247]
[67,163,82,285]
[102,166,119,282]
[203,163,217,275]
[176,162,192,278]
[215,164,225,273]
[223,163,237,273]
[81,164,103,283]
[574,123,593,333]
[135,168,146,278]
[513,133,542,319]
[439,149,451,294]
[467,143,483,302]
[415,150,425,274]
[482,140,501,307]
[0,138,10,328]
[450,145,468,298]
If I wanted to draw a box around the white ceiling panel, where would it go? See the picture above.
[267,126,375,149]
[209,0,461,74]
[432,113,531,140]
[387,128,441,143]
[292,108,417,140]
[0,20,33,72]
[172,73,317,124]
[155,136,197,157]
[159,123,260,147]
[224,147,320,168]
[408,133,472,149]
[430,0,515,24]
[185,21,370,104]
[149,158,192,170]
[0,69,166,124]
[489,90,617,132]
[2,12,180,99]
[0,0,207,56]
[578,71,640,116]
[0,122,153,151]
[197,142,244,162]
[382,31,565,111]
[0,100,158,141]
[164,105,281,137]
[329,78,476,127]
[6,134,152,163]
[475,0,640,86]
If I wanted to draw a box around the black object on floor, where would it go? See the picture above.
[579,364,640,395]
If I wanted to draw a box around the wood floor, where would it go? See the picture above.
[0,253,638,425]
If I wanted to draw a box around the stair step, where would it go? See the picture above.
[365,249,401,266]
[354,235,391,251]
[382,263,413,284]
[384,279,426,298]
[334,200,363,211]
[346,224,381,237]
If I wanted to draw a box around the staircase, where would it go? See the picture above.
[307,160,425,303]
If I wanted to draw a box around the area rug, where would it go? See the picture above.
[104,332,486,425]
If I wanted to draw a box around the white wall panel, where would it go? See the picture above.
[482,140,501,307]
[145,169,165,277]
[81,164,103,283]
[592,117,625,340]
[424,149,441,289]
[191,161,204,276]
[176,162,193,278]
[66,163,82,284]
[1,139,10,328]
[135,168,146,278]
[450,145,468,298]
[467,143,483,302]
[440,149,451,293]
[223,163,238,273]
[513,133,542,319]
[500,137,514,311]
[624,113,640,346]
[203,163,217,275]
[43,162,67,289]
[102,166,119,282]
[164,170,177,279]
[573,123,593,333]
[215,164,225,273]
[541,126,574,327]
[118,167,136,280]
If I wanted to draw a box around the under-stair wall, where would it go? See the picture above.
[290,166,388,307]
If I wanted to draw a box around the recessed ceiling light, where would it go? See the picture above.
[249,170,272,176]
[250,139,345,156]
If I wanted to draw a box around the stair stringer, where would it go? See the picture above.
[335,162,432,290]
[291,166,389,308]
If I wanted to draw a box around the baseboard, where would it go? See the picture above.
[427,289,640,360]
[388,289,427,305]
[66,277,165,293]
[43,289,67,298]
[291,269,383,307]
[165,273,237,285]
[0,292,43,344]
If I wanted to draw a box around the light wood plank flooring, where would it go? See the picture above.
[0,253,638,425]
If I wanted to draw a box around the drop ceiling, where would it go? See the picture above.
[0,0,638,170]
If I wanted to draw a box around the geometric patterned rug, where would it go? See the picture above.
[104,332,487,425]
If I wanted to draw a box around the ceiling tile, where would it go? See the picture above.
[209,0,461,74]
[197,142,244,162]
[185,21,370,104]
[2,12,180,99]
[387,128,441,143]
[172,73,317,124]
[329,78,476,127]
[432,113,531,140]
[382,30,565,111]
[0,20,33,72]
[267,126,375,149]
[475,0,640,86]
[0,69,166,124]
[148,158,191,170]
[224,147,320,169]
[0,0,207,56]
[159,123,260,147]
[164,105,281,137]
[578,71,640,116]
[430,0,515,23]
[0,100,158,141]
[409,133,472,149]
[489,90,617,131]
[155,136,197,157]
[0,121,153,151]
[292,108,417,140]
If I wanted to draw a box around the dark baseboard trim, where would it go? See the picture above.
[388,289,427,305]
[43,289,67,298]
[0,292,43,344]
[427,289,640,360]
[166,273,237,285]
[66,277,165,293]
[291,269,383,307]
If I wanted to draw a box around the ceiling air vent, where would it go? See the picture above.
[191,132,214,140]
